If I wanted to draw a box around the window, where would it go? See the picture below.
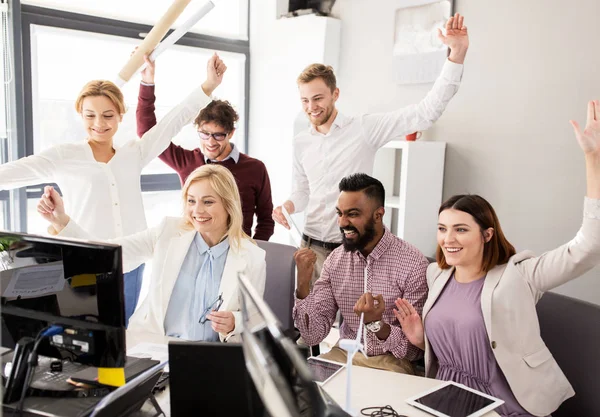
[4,4,249,234]
[30,24,247,176]
[22,0,249,40]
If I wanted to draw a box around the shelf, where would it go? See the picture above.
[382,140,446,150]
[385,196,402,209]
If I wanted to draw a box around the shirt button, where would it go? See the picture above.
[114,203,118,206]
[111,183,115,186]
[491,341,497,349]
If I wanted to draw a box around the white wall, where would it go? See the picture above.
[250,0,600,305]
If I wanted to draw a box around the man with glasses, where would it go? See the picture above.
[136,55,275,240]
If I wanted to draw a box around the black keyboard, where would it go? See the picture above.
[31,358,88,391]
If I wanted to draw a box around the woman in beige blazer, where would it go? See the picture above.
[394,100,600,417]
[37,164,266,343]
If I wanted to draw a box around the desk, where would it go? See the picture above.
[127,331,500,417]
[323,365,500,417]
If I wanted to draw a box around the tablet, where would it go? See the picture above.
[406,381,504,417]
[306,357,345,385]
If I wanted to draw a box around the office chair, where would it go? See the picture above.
[537,291,600,417]
[256,240,297,334]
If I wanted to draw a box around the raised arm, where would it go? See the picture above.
[292,249,338,346]
[136,54,158,138]
[38,186,160,273]
[0,147,59,190]
[138,53,227,167]
[362,13,469,149]
[517,100,600,294]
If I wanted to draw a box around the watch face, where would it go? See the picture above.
[367,321,381,332]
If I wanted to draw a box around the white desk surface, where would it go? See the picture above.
[127,331,500,417]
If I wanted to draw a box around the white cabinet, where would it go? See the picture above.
[373,141,446,257]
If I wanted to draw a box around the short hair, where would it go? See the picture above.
[180,164,251,251]
[338,173,385,208]
[194,100,239,133]
[75,80,126,114]
[297,63,337,92]
[435,194,516,272]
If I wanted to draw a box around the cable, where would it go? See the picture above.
[13,325,64,417]
[360,405,407,417]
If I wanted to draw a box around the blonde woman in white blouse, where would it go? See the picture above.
[0,54,228,324]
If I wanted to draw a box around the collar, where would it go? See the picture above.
[194,232,230,258]
[204,143,240,164]
[308,111,350,136]
[353,227,394,262]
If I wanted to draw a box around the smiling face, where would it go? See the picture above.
[81,95,122,142]
[336,190,384,254]
[185,179,229,238]
[298,78,339,128]
[437,208,493,270]
[198,122,234,161]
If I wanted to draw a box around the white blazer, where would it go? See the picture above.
[423,201,600,417]
[58,217,266,343]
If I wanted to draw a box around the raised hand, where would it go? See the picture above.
[294,248,317,299]
[141,54,156,84]
[36,185,70,231]
[438,13,469,64]
[570,100,600,155]
[393,298,425,350]
[202,53,227,96]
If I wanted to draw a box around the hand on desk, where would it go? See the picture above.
[207,310,235,334]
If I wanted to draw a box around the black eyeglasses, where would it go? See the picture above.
[197,131,229,141]
[199,293,224,324]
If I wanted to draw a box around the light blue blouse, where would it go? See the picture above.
[164,233,230,341]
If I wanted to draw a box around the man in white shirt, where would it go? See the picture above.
[273,13,470,283]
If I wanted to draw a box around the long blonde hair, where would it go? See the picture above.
[180,165,251,251]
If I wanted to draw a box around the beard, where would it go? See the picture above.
[340,218,376,253]
[308,105,335,127]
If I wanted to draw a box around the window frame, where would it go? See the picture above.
[6,1,250,232]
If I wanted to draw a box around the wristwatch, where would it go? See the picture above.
[365,320,382,333]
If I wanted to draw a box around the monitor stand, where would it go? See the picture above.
[3,336,35,404]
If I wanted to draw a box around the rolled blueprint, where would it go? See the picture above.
[149,1,215,63]
[115,0,192,86]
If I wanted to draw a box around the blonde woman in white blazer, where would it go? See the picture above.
[38,164,266,343]
[394,100,600,417]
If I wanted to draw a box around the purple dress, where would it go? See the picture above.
[424,275,547,417]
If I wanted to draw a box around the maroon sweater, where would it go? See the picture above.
[137,84,274,241]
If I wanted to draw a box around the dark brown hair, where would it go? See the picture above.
[194,100,239,133]
[297,63,337,92]
[436,194,516,272]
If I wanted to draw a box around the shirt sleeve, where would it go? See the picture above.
[376,256,429,361]
[515,197,600,295]
[0,147,60,190]
[136,83,157,138]
[138,86,211,167]
[56,217,165,274]
[361,60,463,149]
[287,138,310,213]
[252,162,275,241]
[292,258,338,346]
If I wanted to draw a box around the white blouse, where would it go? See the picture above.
[0,87,210,240]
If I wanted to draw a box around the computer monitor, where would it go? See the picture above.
[238,273,349,417]
[0,230,127,401]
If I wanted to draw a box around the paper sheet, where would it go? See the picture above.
[282,206,303,248]
[2,262,65,298]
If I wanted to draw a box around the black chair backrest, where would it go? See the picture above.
[537,291,600,417]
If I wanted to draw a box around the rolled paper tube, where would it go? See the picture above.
[116,0,192,85]
[149,1,215,63]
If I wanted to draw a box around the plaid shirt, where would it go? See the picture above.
[293,228,429,361]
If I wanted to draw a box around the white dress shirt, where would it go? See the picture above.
[0,87,211,240]
[288,59,463,243]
